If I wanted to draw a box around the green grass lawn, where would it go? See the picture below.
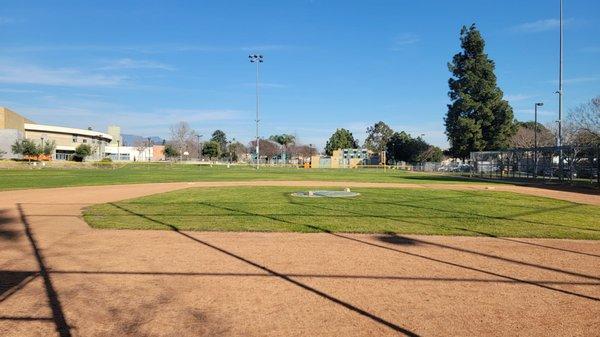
[0,163,480,190]
[83,186,600,239]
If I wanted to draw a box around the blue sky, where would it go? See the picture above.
[0,0,598,149]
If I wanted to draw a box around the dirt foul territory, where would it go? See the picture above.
[0,181,598,336]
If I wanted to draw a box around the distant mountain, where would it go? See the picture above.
[121,134,165,146]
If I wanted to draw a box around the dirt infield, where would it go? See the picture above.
[0,182,599,336]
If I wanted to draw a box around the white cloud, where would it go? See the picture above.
[545,76,600,85]
[156,109,241,123]
[391,33,420,50]
[0,61,126,87]
[100,58,175,71]
[4,95,247,137]
[505,94,534,102]
[0,88,42,94]
[516,108,555,117]
[2,44,297,55]
[511,18,573,33]
[241,82,287,89]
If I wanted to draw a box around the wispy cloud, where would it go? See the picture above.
[516,108,555,117]
[0,17,17,25]
[157,109,241,123]
[545,76,600,85]
[241,82,287,89]
[0,61,127,87]
[4,94,247,137]
[111,108,250,137]
[505,94,534,102]
[2,44,297,54]
[99,58,175,71]
[510,18,573,33]
[391,33,420,50]
[0,88,42,94]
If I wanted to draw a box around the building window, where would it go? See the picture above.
[82,139,87,143]
[72,135,78,143]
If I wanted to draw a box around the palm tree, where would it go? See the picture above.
[269,134,296,163]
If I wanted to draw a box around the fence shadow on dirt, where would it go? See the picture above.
[0,209,20,241]
[14,204,72,337]
[108,199,600,303]
[108,202,420,337]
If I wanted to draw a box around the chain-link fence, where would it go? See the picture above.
[470,145,599,187]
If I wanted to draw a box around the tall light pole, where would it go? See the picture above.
[534,102,544,178]
[557,0,564,179]
[249,54,263,169]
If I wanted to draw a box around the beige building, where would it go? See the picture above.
[0,107,113,160]
[310,148,370,169]
[0,107,34,130]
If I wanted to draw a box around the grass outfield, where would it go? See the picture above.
[83,186,600,239]
[0,163,480,190]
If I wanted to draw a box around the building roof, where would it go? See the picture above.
[24,123,113,141]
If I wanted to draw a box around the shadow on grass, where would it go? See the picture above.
[397,174,478,183]
[290,200,600,282]
[376,233,418,245]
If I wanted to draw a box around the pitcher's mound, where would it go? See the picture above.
[291,189,360,198]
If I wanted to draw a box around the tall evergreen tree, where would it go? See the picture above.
[445,24,515,158]
[210,129,228,154]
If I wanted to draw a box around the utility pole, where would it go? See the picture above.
[557,0,564,180]
[249,54,263,169]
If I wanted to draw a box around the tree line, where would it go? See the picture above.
[323,122,443,163]
[165,122,316,162]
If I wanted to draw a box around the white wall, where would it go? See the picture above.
[104,146,153,162]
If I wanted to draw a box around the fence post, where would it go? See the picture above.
[597,145,599,188]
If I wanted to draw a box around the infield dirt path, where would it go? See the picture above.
[0,182,599,336]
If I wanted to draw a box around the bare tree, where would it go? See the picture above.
[170,122,194,161]
[510,124,555,148]
[133,140,147,161]
[546,97,600,147]
[567,96,600,146]
[290,144,317,158]
[249,139,280,163]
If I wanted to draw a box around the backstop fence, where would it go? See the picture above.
[470,145,600,187]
